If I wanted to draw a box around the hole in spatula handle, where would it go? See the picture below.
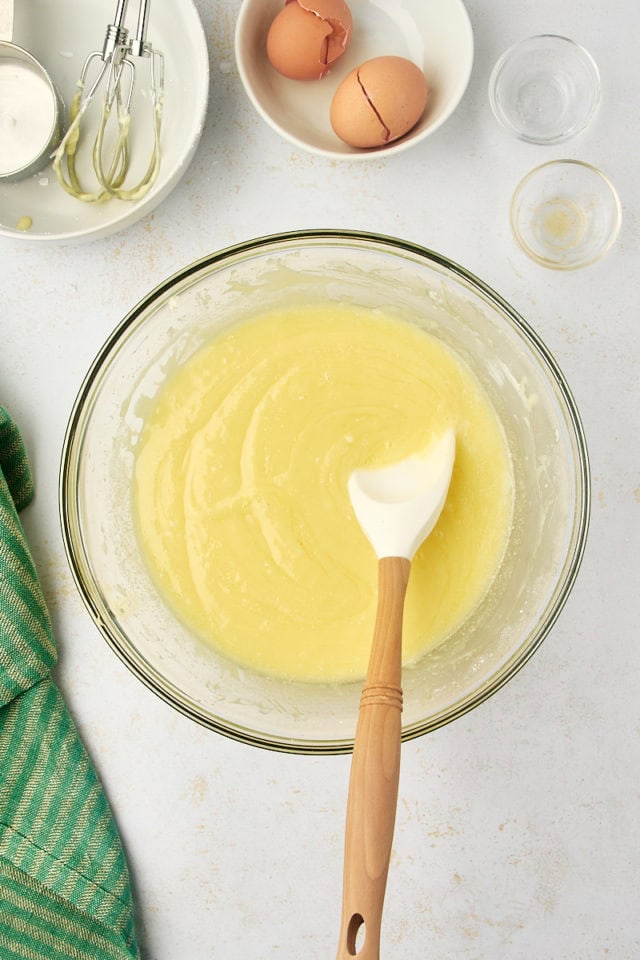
[347,913,366,955]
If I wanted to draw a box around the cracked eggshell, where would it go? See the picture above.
[266,0,353,81]
[330,56,429,149]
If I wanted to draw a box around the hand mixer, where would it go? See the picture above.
[53,0,164,202]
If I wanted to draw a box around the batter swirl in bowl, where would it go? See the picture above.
[133,303,513,683]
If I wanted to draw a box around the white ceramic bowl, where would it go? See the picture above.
[60,231,590,754]
[0,0,209,242]
[235,0,474,160]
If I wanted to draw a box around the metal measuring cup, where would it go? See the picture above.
[0,0,64,181]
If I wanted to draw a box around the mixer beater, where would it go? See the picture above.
[53,0,164,202]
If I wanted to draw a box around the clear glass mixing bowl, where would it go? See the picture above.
[60,231,590,754]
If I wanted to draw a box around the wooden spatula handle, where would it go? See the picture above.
[336,556,411,960]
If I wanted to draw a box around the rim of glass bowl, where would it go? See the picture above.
[59,229,591,755]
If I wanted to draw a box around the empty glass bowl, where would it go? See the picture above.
[489,35,601,144]
[511,160,622,270]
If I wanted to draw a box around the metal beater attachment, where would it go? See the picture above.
[53,0,165,202]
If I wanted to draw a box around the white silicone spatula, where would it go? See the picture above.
[336,429,456,960]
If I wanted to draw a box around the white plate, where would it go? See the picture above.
[0,0,209,242]
[235,0,474,160]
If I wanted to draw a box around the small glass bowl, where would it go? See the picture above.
[511,160,622,270]
[489,35,601,144]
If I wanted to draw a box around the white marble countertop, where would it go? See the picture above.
[2,1,639,957]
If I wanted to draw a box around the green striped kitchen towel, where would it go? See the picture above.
[0,405,140,960]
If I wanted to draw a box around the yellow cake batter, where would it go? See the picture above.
[134,304,513,682]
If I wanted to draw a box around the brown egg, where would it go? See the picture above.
[266,0,353,81]
[330,56,429,148]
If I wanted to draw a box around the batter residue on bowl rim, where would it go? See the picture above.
[133,303,514,683]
